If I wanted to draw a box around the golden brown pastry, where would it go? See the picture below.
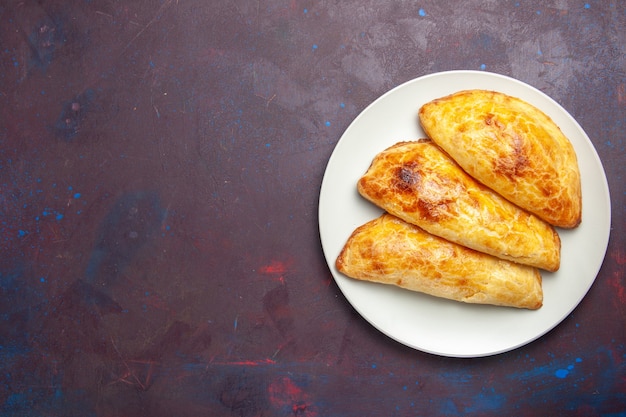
[419,89,582,228]
[357,140,561,271]
[336,214,543,309]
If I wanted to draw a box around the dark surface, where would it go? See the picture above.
[1,1,625,416]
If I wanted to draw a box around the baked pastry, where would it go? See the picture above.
[336,214,543,309]
[357,140,561,271]
[419,89,582,228]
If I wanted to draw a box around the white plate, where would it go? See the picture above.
[318,70,611,357]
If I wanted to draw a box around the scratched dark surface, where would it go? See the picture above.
[1,0,625,416]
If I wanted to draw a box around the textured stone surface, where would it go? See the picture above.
[1,0,624,415]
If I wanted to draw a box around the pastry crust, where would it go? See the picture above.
[357,140,561,271]
[336,214,543,309]
[419,89,582,228]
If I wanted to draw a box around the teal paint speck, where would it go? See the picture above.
[303,8,307,13]
[340,102,345,108]
[325,121,331,126]
[418,8,426,16]
[312,44,318,51]
[555,369,569,378]
[584,3,590,8]
[480,64,486,70]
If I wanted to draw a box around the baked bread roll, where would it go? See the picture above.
[357,140,560,271]
[419,89,582,228]
[336,214,543,309]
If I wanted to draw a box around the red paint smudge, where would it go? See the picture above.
[209,358,276,367]
[260,260,289,275]
[224,359,276,366]
[260,259,293,283]
[613,246,626,265]
[607,270,626,305]
[268,377,317,416]
[144,293,174,313]
[198,47,225,63]
[617,83,626,105]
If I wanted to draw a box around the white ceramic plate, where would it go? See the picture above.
[318,70,611,357]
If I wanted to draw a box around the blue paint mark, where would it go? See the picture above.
[55,214,63,221]
[27,14,66,71]
[17,230,27,237]
[0,269,22,294]
[312,44,318,51]
[480,63,486,70]
[584,3,590,9]
[4,392,28,410]
[340,102,345,108]
[440,399,459,415]
[464,391,506,414]
[40,277,46,283]
[325,121,331,127]
[536,10,541,15]
[71,279,123,313]
[418,8,426,17]
[85,191,164,287]
[555,369,569,378]
[303,8,307,14]
[73,193,81,199]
